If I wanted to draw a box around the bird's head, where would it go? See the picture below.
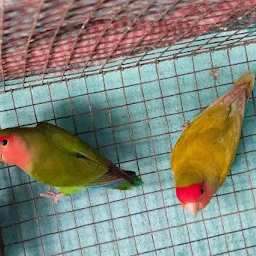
[176,181,216,216]
[0,133,30,171]
[174,167,217,216]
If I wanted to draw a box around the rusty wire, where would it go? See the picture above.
[0,43,256,254]
[0,0,256,87]
[0,1,256,255]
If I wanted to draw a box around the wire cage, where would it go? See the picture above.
[0,0,256,255]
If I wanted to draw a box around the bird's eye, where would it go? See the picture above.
[1,139,8,146]
[200,188,204,195]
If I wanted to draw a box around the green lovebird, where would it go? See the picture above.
[0,122,142,203]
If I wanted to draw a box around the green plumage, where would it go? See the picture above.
[0,122,142,195]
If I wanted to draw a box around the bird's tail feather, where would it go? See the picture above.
[87,169,143,190]
[234,70,255,100]
[112,172,143,190]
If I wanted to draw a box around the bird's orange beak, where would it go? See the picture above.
[184,202,199,216]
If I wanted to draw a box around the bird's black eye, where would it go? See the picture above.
[200,188,204,195]
[1,139,8,146]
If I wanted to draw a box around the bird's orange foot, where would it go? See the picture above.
[40,192,63,204]
[181,120,190,131]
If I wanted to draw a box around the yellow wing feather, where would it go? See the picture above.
[171,70,254,188]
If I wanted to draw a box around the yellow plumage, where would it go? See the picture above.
[171,71,255,215]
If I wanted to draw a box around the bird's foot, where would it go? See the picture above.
[40,191,63,204]
[181,120,190,131]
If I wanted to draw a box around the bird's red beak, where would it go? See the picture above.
[184,202,199,216]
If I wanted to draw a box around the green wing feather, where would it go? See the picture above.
[17,122,111,190]
[36,122,109,165]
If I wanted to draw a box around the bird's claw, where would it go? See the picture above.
[40,192,63,204]
[181,120,190,131]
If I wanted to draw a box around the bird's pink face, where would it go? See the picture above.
[0,135,15,163]
[0,135,30,171]
[176,182,216,216]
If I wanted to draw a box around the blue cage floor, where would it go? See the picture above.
[0,43,256,256]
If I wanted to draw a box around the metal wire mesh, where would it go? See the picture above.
[0,0,256,88]
[1,1,256,256]
[0,43,256,255]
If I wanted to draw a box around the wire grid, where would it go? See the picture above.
[0,43,256,256]
[1,0,256,87]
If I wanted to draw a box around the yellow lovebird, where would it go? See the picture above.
[171,70,255,216]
